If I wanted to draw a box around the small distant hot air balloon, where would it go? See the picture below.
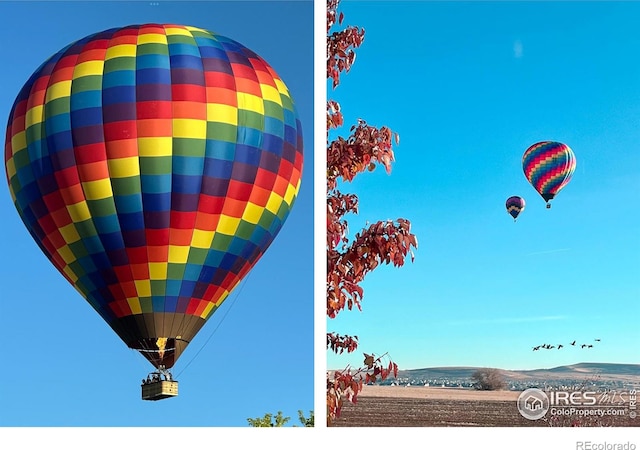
[522,141,576,208]
[505,196,525,221]
[4,24,304,399]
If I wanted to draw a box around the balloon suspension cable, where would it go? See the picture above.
[132,346,153,371]
[132,340,160,376]
[174,273,252,378]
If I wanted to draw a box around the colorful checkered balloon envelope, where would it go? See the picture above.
[522,141,576,208]
[505,195,525,221]
[4,24,304,369]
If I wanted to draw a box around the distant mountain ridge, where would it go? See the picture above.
[398,362,640,383]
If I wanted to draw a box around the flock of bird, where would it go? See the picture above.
[532,339,601,351]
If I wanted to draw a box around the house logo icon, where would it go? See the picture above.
[517,388,550,420]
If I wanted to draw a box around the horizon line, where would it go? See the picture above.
[396,361,640,372]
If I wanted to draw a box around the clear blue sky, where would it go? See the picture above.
[328,1,640,373]
[0,0,313,428]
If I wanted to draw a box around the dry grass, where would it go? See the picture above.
[357,385,520,401]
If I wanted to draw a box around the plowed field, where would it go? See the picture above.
[329,386,637,427]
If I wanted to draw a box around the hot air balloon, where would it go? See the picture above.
[4,24,303,398]
[505,196,525,221]
[522,141,576,208]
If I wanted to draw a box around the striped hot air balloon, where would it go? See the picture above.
[4,24,303,370]
[505,196,525,221]
[522,141,576,208]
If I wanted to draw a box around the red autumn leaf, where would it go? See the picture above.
[326,0,417,427]
[363,353,374,368]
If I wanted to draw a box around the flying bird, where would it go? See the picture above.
[570,341,576,346]
[594,339,601,342]
[557,345,563,349]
